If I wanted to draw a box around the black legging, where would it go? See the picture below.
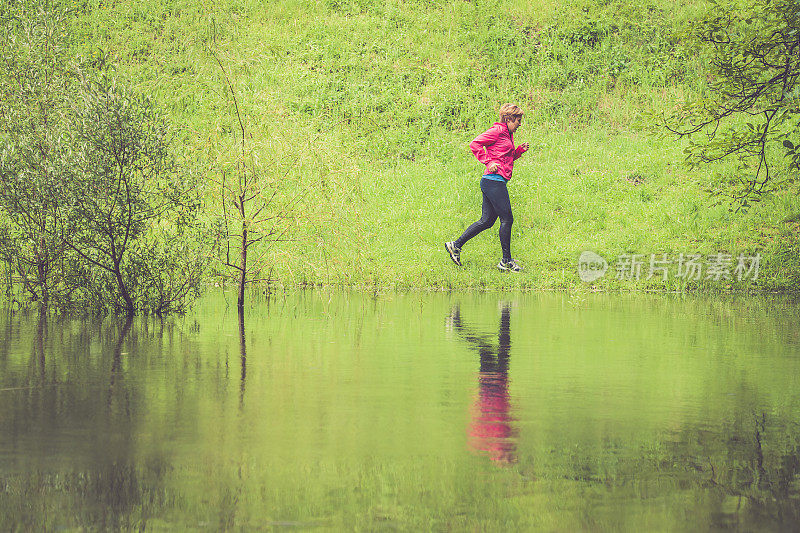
[454,178,513,260]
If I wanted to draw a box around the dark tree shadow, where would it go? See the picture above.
[448,302,517,465]
[107,315,133,411]
[238,309,247,407]
[34,307,47,383]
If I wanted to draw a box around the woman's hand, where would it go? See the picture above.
[487,162,500,173]
[519,142,530,151]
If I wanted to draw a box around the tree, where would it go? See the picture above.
[65,72,205,314]
[665,0,800,208]
[0,1,205,314]
[0,0,77,304]
[208,49,299,311]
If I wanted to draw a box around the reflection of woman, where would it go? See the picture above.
[445,104,529,272]
[448,303,517,465]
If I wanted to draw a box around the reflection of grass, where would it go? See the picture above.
[0,460,172,531]
[6,437,800,531]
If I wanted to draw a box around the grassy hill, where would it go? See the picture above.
[34,0,800,292]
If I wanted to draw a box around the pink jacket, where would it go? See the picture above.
[469,122,527,180]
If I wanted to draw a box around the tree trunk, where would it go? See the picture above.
[38,260,49,305]
[238,225,247,310]
[36,238,49,305]
[113,260,135,315]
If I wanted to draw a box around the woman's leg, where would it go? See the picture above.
[486,182,514,261]
[454,185,498,249]
[468,180,513,260]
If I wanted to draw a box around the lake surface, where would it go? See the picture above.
[1,291,799,531]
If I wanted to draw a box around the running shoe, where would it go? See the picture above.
[445,242,462,266]
[497,258,522,272]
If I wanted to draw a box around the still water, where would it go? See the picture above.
[1,291,799,531]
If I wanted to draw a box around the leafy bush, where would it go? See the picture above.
[0,0,206,313]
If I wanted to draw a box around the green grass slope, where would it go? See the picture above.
[67,0,800,292]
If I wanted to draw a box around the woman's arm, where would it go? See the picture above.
[513,142,529,160]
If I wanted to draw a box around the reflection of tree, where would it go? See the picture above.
[0,313,171,531]
[448,302,517,465]
[696,412,800,528]
[239,309,247,406]
[107,316,133,410]
[650,381,800,531]
[0,456,172,531]
[33,308,47,383]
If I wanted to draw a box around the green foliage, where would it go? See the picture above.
[66,74,205,314]
[0,0,206,313]
[0,0,79,304]
[2,0,799,294]
[666,0,800,208]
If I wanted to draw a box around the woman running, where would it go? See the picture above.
[445,103,529,272]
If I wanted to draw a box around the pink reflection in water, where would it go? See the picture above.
[449,302,518,465]
[468,371,517,465]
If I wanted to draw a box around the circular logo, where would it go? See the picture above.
[578,251,608,282]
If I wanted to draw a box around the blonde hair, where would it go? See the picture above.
[498,103,523,123]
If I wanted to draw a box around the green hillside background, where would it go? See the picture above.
[35,0,800,291]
